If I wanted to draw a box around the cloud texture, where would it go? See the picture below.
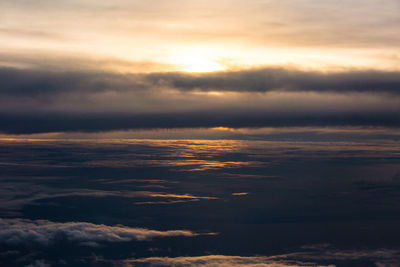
[122,248,400,267]
[0,218,205,246]
[1,67,400,134]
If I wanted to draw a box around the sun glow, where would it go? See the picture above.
[181,59,224,73]
[170,48,226,73]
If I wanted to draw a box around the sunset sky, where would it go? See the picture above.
[2,1,400,267]
[2,0,400,71]
[1,0,400,138]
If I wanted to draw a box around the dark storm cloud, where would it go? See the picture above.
[1,67,400,133]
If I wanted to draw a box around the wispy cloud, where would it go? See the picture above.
[122,255,323,267]
[0,218,214,246]
[120,248,400,266]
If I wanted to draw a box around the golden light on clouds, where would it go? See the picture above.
[1,0,400,73]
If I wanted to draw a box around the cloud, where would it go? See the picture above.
[0,52,173,73]
[145,193,217,200]
[121,255,330,267]
[2,66,400,134]
[0,180,218,214]
[25,260,51,267]
[120,248,400,267]
[2,0,400,53]
[232,192,249,196]
[3,111,400,134]
[289,248,400,261]
[2,67,400,96]
[0,218,212,246]
[146,68,400,94]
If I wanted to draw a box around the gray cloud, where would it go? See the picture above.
[2,67,400,133]
[3,111,400,134]
[2,67,400,96]
[146,68,400,94]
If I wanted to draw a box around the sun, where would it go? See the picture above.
[170,48,225,73]
[181,58,224,73]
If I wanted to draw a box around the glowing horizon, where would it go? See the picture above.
[1,0,400,73]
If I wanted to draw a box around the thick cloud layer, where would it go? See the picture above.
[2,112,400,134]
[2,67,400,96]
[1,67,400,133]
[147,69,400,94]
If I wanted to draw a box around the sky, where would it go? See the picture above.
[2,0,400,71]
[1,0,400,138]
[2,1,400,267]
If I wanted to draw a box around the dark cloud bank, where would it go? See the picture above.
[2,112,400,134]
[2,67,400,95]
[146,69,400,94]
[1,67,400,134]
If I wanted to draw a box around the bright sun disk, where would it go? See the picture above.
[181,59,224,73]
[170,49,225,73]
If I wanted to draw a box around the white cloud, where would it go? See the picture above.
[0,218,214,246]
